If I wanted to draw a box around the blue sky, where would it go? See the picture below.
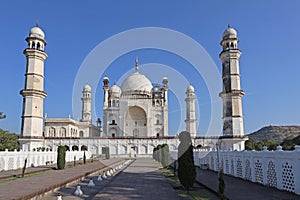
[0,0,299,135]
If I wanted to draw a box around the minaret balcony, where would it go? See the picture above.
[219,89,245,97]
[20,89,47,98]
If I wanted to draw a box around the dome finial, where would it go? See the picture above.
[228,21,230,28]
[135,56,139,73]
[36,21,39,27]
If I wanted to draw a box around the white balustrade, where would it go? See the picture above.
[0,149,91,171]
[170,146,300,195]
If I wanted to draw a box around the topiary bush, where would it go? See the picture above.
[178,131,196,190]
[219,169,226,200]
[156,144,162,164]
[83,151,86,164]
[153,147,158,161]
[102,147,110,159]
[161,143,170,168]
[57,146,66,170]
[21,158,27,177]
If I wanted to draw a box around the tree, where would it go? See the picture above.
[156,144,162,164]
[57,146,66,169]
[245,138,256,150]
[262,139,278,151]
[178,131,196,190]
[218,169,226,200]
[161,143,170,168]
[153,147,158,161]
[0,129,19,151]
[21,158,27,178]
[281,135,300,150]
[83,151,86,164]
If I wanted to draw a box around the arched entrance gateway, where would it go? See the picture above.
[125,106,147,137]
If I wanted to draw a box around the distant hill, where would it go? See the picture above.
[247,125,300,143]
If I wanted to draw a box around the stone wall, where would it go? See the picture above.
[0,149,91,171]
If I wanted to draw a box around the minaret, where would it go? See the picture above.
[20,24,48,150]
[102,76,109,137]
[81,84,92,123]
[219,25,245,137]
[185,84,197,138]
[162,76,168,105]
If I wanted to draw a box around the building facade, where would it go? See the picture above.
[19,24,247,155]
[102,58,168,138]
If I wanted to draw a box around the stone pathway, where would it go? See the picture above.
[93,158,185,200]
[0,158,123,200]
[196,167,300,200]
[43,158,187,200]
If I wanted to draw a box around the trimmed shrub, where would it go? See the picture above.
[219,169,226,200]
[21,158,27,177]
[156,144,162,164]
[153,147,158,161]
[83,151,86,164]
[178,131,196,190]
[161,143,170,168]
[57,146,66,170]
[102,147,110,159]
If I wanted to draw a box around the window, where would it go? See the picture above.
[49,127,55,137]
[59,127,66,137]
[79,131,84,137]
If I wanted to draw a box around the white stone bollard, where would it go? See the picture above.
[106,170,111,176]
[295,145,300,152]
[102,173,107,179]
[57,193,63,200]
[97,175,103,181]
[263,146,268,151]
[74,185,83,196]
[276,145,283,151]
[88,179,95,187]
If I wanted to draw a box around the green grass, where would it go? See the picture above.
[160,167,210,200]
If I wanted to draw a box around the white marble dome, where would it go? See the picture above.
[111,84,122,96]
[83,84,91,91]
[121,72,153,93]
[222,27,237,39]
[29,26,45,39]
[186,84,195,93]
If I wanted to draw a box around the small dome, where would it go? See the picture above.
[83,84,91,91]
[111,84,122,95]
[222,27,237,39]
[186,85,195,93]
[153,85,161,93]
[29,26,45,39]
[121,73,153,93]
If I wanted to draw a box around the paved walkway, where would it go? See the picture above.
[0,158,123,200]
[93,158,185,200]
[196,167,300,200]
